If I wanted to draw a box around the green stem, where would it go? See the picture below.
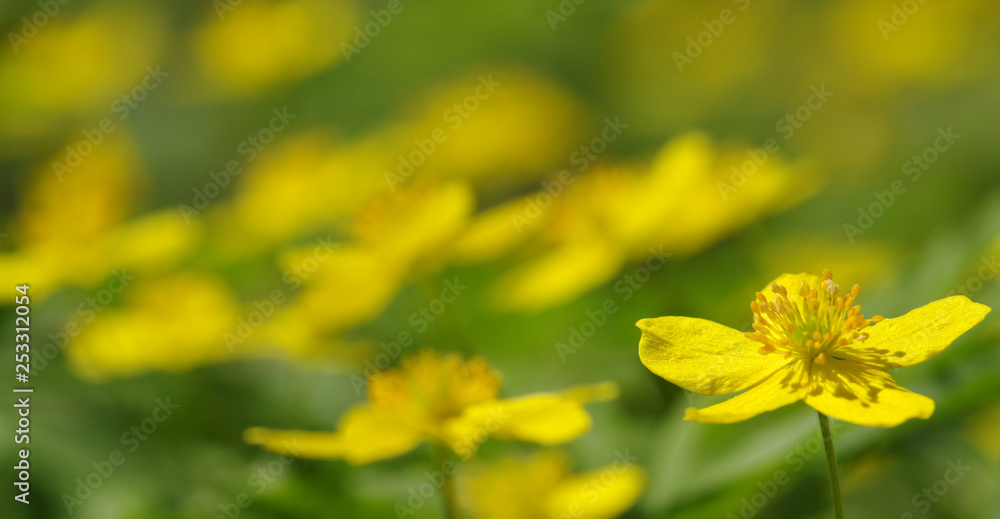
[818,412,844,519]
[432,442,458,519]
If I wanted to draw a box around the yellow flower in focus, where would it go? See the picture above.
[638,270,990,427]
[245,350,618,465]
[192,0,357,97]
[460,451,645,519]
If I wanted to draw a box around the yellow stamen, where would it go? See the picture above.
[748,270,884,365]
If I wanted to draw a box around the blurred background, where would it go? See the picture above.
[2,0,1000,517]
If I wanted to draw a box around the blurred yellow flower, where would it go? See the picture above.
[481,132,818,311]
[638,270,990,427]
[192,0,358,97]
[68,274,240,380]
[0,134,201,300]
[0,4,165,137]
[606,0,769,131]
[754,236,899,292]
[276,181,474,335]
[216,131,384,254]
[390,69,587,191]
[245,350,618,465]
[460,451,645,519]
[828,0,989,93]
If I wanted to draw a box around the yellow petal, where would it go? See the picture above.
[841,296,991,368]
[450,196,540,264]
[684,362,808,424]
[638,316,789,395]
[445,382,617,458]
[193,0,357,96]
[497,239,626,311]
[545,462,646,519]
[243,427,345,459]
[804,358,934,427]
[460,451,569,518]
[491,395,592,444]
[245,405,425,465]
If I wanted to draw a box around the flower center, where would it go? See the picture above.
[368,350,501,420]
[744,269,883,365]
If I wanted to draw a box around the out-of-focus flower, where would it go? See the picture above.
[475,132,819,311]
[389,69,587,191]
[68,274,240,380]
[215,131,385,255]
[274,181,474,335]
[605,0,772,133]
[967,403,1000,462]
[0,133,201,300]
[754,236,899,290]
[191,0,358,97]
[638,270,990,426]
[245,350,618,465]
[460,451,645,519]
[828,0,989,93]
[0,4,165,140]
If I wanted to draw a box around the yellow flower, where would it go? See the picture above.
[245,350,617,465]
[0,3,165,136]
[191,0,357,97]
[638,270,990,427]
[68,274,240,380]
[392,69,587,191]
[483,132,819,311]
[460,451,645,519]
[0,133,200,300]
[272,181,474,336]
[216,131,385,255]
